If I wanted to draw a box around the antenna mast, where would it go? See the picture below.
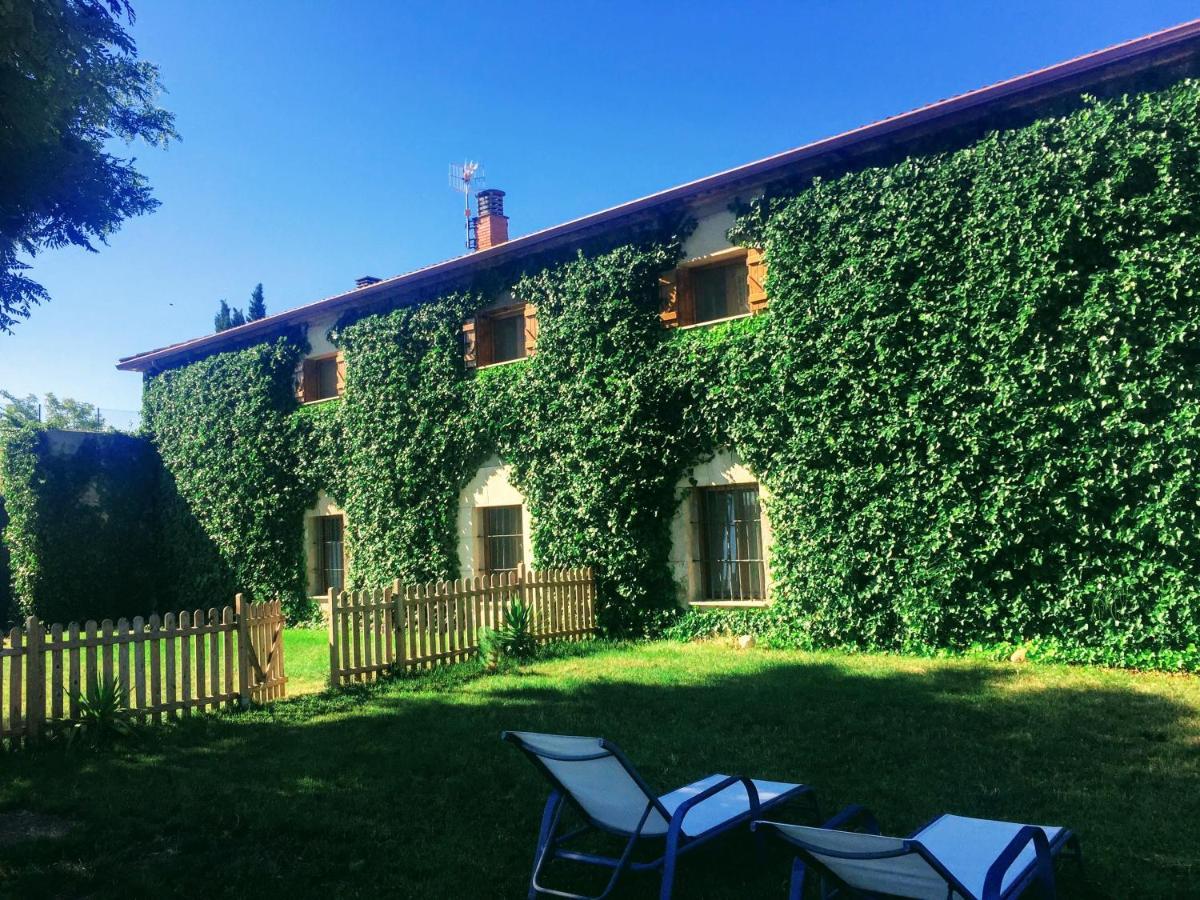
[449,161,485,250]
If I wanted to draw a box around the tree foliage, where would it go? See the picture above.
[248,283,267,321]
[0,0,176,331]
[1,391,105,431]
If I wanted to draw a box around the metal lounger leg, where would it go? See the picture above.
[530,792,566,900]
[531,800,653,900]
[788,856,807,900]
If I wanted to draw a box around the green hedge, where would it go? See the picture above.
[135,77,1200,668]
[0,427,164,624]
[0,494,10,620]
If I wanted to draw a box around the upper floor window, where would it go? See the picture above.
[298,352,344,403]
[692,258,749,323]
[463,303,537,369]
[660,248,767,328]
[490,310,525,363]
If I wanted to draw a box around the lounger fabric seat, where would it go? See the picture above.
[915,814,1065,898]
[758,806,1081,900]
[503,730,816,900]
[659,774,802,837]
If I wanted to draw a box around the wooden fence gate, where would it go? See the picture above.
[328,565,596,686]
[0,594,286,748]
[241,597,287,703]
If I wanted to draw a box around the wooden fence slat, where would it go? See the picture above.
[132,616,146,716]
[222,607,234,705]
[100,619,114,695]
[180,611,193,717]
[68,622,81,719]
[50,623,64,721]
[361,590,373,681]
[208,608,220,704]
[115,617,131,710]
[0,628,6,739]
[84,620,99,701]
[9,627,24,740]
[25,618,42,740]
[149,615,162,723]
[164,612,177,718]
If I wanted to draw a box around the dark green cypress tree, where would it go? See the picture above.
[213,299,232,332]
[247,283,266,321]
[230,306,246,327]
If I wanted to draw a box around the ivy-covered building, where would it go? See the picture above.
[109,22,1200,667]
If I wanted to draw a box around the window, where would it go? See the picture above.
[698,486,766,601]
[660,248,767,328]
[299,353,343,403]
[463,304,536,368]
[316,515,345,594]
[491,312,525,363]
[692,259,749,323]
[482,505,523,574]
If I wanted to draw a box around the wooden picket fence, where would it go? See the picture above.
[328,565,596,686]
[0,595,286,748]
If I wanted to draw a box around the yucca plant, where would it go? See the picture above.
[479,596,538,670]
[66,674,133,748]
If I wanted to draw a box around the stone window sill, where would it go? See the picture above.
[688,599,771,609]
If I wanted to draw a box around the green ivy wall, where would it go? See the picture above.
[0,428,165,624]
[129,78,1200,667]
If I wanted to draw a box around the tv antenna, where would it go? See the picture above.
[449,161,485,250]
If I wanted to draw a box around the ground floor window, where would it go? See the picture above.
[316,514,345,594]
[482,505,523,575]
[698,486,766,601]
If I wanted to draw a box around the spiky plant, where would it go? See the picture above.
[66,675,133,748]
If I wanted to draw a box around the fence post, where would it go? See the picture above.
[25,616,44,741]
[326,587,338,688]
[235,593,251,708]
[392,579,403,671]
[516,561,527,612]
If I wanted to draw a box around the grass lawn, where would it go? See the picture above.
[1,641,1197,898]
[284,627,332,695]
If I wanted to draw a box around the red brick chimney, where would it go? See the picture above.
[475,189,508,250]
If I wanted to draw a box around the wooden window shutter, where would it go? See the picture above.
[462,319,478,369]
[335,352,346,396]
[659,271,679,328]
[477,316,494,367]
[676,267,696,327]
[690,489,704,564]
[523,303,538,357]
[298,359,316,403]
[746,248,768,312]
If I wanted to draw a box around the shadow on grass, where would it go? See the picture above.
[0,647,1196,898]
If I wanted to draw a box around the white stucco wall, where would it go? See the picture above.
[682,206,737,262]
[669,448,774,606]
[456,455,533,579]
[304,312,340,358]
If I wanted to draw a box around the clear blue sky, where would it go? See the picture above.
[3,0,1197,415]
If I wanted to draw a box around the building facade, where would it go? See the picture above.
[111,23,1200,666]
